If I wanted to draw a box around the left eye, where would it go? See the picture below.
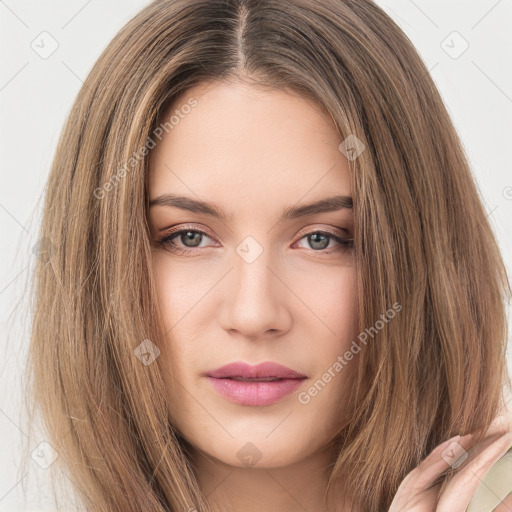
[157,228,352,255]
[293,231,352,252]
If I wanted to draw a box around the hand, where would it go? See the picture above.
[388,401,512,512]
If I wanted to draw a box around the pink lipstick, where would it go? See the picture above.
[205,361,307,406]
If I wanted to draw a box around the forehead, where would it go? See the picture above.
[148,81,352,213]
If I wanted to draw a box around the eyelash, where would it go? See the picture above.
[156,225,353,256]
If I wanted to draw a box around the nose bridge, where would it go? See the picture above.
[233,236,278,308]
[221,235,290,337]
[235,245,273,297]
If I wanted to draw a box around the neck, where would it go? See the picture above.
[190,441,356,512]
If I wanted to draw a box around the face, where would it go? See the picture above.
[147,80,359,470]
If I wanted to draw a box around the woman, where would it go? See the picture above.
[27,0,512,510]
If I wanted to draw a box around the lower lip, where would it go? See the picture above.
[206,376,306,406]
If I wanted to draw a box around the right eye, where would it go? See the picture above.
[158,227,218,255]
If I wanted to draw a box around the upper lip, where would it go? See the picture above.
[206,361,307,379]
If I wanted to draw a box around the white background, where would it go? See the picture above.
[1,1,511,510]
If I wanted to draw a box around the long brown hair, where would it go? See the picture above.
[26,0,511,510]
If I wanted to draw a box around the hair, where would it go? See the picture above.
[26,0,511,510]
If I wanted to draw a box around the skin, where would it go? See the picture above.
[147,80,512,511]
[148,80,360,512]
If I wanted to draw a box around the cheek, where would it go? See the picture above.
[292,267,360,420]
[326,269,358,334]
[150,253,224,407]
[151,253,200,328]
[293,262,359,341]
[151,254,222,369]
[150,255,193,389]
[326,270,360,379]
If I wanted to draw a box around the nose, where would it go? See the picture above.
[218,247,292,340]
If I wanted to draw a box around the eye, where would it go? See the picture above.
[156,226,353,255]
[293,230,353,254]
[158,226,218,255]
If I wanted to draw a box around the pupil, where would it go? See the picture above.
[182,231,201,247]
[309,233,329,250]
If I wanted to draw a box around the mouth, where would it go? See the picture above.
[206,360,307,380]
[205,376,306,406]
[204,361,307,406]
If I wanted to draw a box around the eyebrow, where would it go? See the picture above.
[148,193,353,222]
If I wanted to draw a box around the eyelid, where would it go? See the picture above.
[294,224,347,239]
[159,223,218,241]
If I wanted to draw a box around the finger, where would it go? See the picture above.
[389,435,463,512]
[388,482,440,512]
[482,408,512,440]
[409,435,463,490]
[436,430,512,512]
